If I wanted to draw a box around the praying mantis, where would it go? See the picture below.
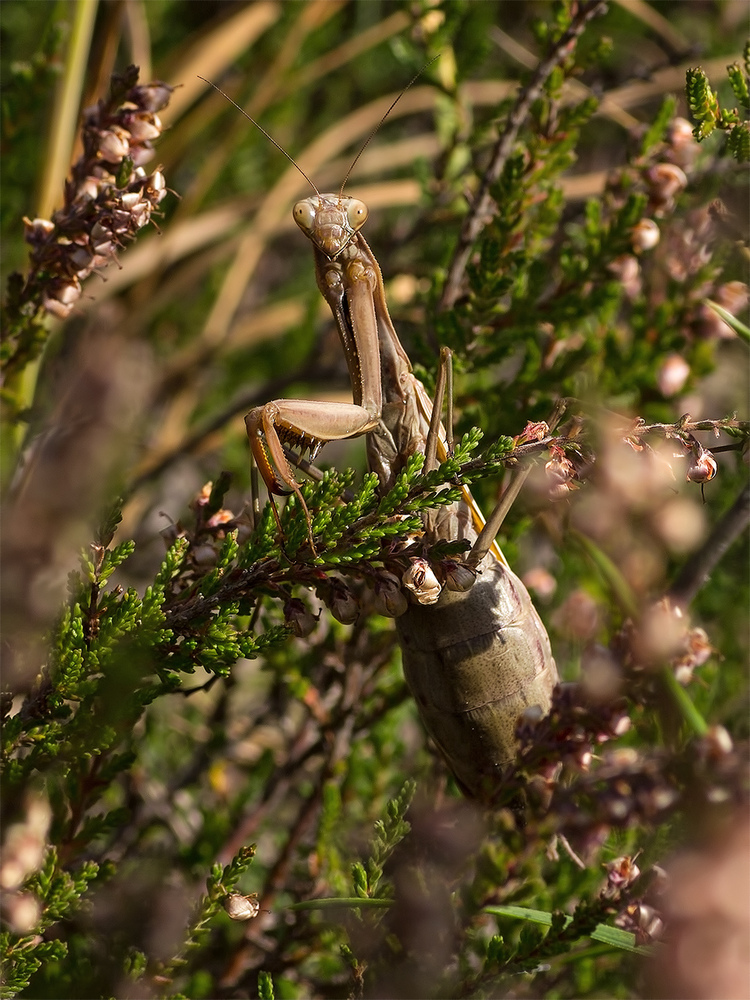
[205,76,559,800]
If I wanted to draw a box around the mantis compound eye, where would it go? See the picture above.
[293,200,316,232]
[346,199,368,231]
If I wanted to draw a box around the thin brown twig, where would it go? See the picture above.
[439,0,607,311]
[668,481,750,608]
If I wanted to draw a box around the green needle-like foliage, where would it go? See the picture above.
[1,4,747,999]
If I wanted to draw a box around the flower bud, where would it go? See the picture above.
[522,566,557,600]
[223,892,260,921]
[657,354,690,397]
[645,162,687,211]
[42,279,82,319]
[126,111,162,143]
[716,280,749,316]
[192,544,218,567]
[699,281,750,339]
[0,796,51,891]
[2,892,42,934]
[68,243,94,272]
[667,117,698,166]
[134,82,174,112]
[443,559,476,593]
[284,599,317,637]
[129,145,155,167]
[371,572,408,618]
[699,724,733,761]
[23,217,55,244]
[402,558,442,605]
[608,254,641,298]
[98,126,130,162]
[91,222,117,255]
[605,855,641,890]
[630,218,660,252]
[330,587,359,625]
[147,169,167,204]
[686,450,717,484]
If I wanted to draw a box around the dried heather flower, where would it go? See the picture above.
[666,116,699,168]
[619,901,664,943]
[329,586,359,625]
[657,353,690,397]
[20,65,172,321]
[223,892,260,921]
[645,162,688,213]
[443,559,477,593]
[686,448,717,484]
[515,420,550,445]
[630,218,660,252]
[673,626,713,683]
[605,854,641,892]
[41,277,82,319]
[608,254,642,299]
[402,558,442,605]
[545,448,577,500]
[316,577,359,624]
[97,125,131,162]
[370,571,408,618]
[284,598,317,638]
[0,795,51,891]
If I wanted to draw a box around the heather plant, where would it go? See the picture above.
[1,3,748,999]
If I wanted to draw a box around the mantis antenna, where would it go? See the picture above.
[337,54,440,196]
[198,54,439,197]
[197,75,321,195]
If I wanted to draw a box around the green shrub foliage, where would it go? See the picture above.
[1,3,748,998]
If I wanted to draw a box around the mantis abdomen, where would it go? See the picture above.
[397,552,557,800]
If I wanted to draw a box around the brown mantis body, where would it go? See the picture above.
[202,64,557,799]
[246,190,558,800]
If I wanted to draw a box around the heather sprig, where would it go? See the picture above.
[2,65,172,401]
